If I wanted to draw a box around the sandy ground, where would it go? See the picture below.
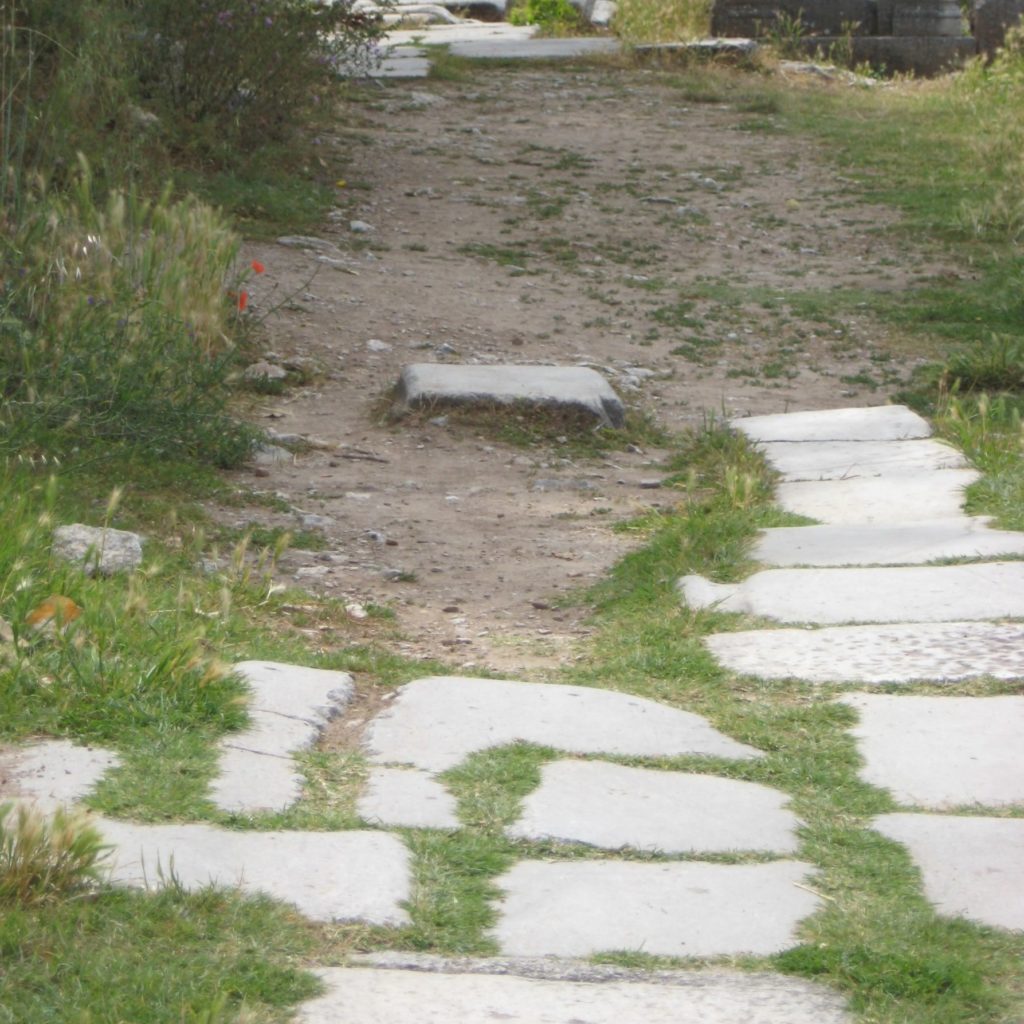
[218,62,953,677]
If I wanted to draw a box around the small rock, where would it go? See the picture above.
[277,235,341,254]
[53,524,144,576]
[367,339,392,353]
[300,514,335,530]
[639,479,663,489]
[345,602,369,620]
[428,416,449,428]
[296,565,329,578]
[244,361,287,382]
[253,444,292,467]
[350,220,374,234]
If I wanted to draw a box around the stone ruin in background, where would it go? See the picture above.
[710,0,1024,74]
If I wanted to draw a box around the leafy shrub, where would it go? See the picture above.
[131,0,385,146]
[943,335,1024,392]
[612,0,711,43]
[0,802,109,906]
[509,0,586,31]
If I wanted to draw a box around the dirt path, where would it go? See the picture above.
[223,63,951,676]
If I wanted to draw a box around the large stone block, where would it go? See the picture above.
[711,0,876,36]
[974,0,1024,55]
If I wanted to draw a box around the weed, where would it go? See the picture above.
[613,0,712,44]
[0,802,109,906]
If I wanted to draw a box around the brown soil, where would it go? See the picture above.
[217,62,950,678]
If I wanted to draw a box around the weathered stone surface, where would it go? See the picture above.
[705,621,1024,683]
[776,470,980,524]
[373,48,431,79]
[680,562,1024,623]
[384,24,537,46]
[753,517,1024,566]
[98,818,411,926]
[507,760,799,853]
[892,0,965,35]
[392,364,625,428]
[874,814,1024,931]
[52,523,143,576]
[732,405,930,443]
[358,767,461,829]
[492,860,821,957]
[974,0,1024,56]
[448,37,620,59]
[756,439,966,481]
[843,694,1024,808]
[711,0,876,36]
[210,661,354,814]
[364,677,761,773]
[296,964,852,1024]
[0,739,120,812]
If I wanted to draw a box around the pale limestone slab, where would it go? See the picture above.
[732,405,931,442]
[364,677,760,773]
[507,760,799,853]
[843,694,1024,808]
[211,661,354,814]
[679,562,1024,624]
[873,814,1024,931]
[358,767,460,830]
[296,965,852,1024]
[776,470,980,525]
[448,37,620,59]
[705,622,1024,683]
[392,364,625,428]
[384,24,537,46]
[96,818,410,926]
[0,739,120,812]
[492,860,821,957]
[756,439,967,482]
[754,517,1024,567]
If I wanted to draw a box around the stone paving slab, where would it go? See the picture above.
[873,814,1024,931]
[776,470,980,525]
[364,677,761,772]
[384,24,537,46]
[358,767,461,829]
[756,439,967,482]
[211,661,354,815]
[448,37,621,59]
[0,739,120,812]
[705,621,1024,683]
[374,51,431,79]
[96,818,410,926]
[296,963,852,1023]
[732,405,931,442]
[843,694,1024,808]
[507,760,799,853]
[754,517,1024,567]
[679,562,1024,624]
[392,364,625,428]
[492,860,821,957]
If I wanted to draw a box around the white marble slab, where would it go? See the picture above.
[732,406,931,442]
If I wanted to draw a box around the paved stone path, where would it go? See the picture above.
[6,404,1022,1020]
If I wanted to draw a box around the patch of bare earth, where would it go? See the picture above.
[217,64,953,675]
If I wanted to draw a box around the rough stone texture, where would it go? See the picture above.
[492,860,821,957]
[711,0,876,36]
[373,49,431,79]
[0,739,120,812]
[974,0,1024,56]
[52,523,143,576]
[210,661,354,814]
[680,562,1024,623]
[507,760,799,853]
[843,694,1024,808]
[776,470,980,524]
[392,364,625,428]
[296,964,852,1023]
[705,621,1024,683]
[808,33,974,73]
[873,814,1024,931]
[384,24,537,45]
[448,37,621,59]
[358,767,460,829]
[97,818,410,926]
[756,439,966,481]
[731,405,931,443]
[364,676,761,772]
[753,516,1024,567]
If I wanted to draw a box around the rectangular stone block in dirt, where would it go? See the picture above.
[757,439,966,481]
[391,364,625,428]
[295,964,852,1024]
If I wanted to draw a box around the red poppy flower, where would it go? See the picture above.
[237,290,249,311]
[251,260,265,274]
